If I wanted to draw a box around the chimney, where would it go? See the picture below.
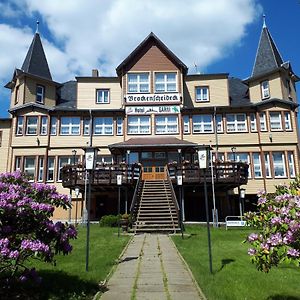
[92,69,99,77]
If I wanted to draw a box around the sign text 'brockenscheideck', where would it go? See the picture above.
[125,93,180,103]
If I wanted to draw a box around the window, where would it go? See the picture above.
[259,112,267,131]
[47,157,55,181]
[50,117,57,135]
[252,153,262,178]
[155,115,178,134]
[97,156,113,164]
[227,152,251,178]
[284,112,292,131]
[83,118,90,135]
[26,116,38,135]
[40,116,48,135]
[183,115,190,134]
[117,117,123,135]
[269,112,282,131]
[264,153,271,178]
[212,152,225,162]
[286,79,292,97]
[195,86,209,102]
[15,157,22,171]
[96,89,109,103]
[58,157,72,181]
[36,85,45,103]
[272,152,286,178]
[226,114,247,132]
[93,117,113,135]
[60,117,80,135]
[261,80,270,99]
[16,116,24,135]
[127,116,150,134]
[216,114,223,133]
[38,157,44,182]
[15,85,20,104]
[155,73,176,92]
[250,113,257,132]
[24,157,36,180]
[192,115,213,133]
[128,73,149,93]
[288,152,296,178]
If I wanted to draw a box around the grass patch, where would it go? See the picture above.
[0,225,130,300]
[172,225,300,300]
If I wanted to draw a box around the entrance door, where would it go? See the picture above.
[142,165,166,180]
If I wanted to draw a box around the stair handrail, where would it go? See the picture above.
[166,168,180,216]
[129,170,142,216]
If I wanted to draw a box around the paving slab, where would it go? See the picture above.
[100,233,206,299]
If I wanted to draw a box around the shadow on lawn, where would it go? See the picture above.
[217,258,235,272]
[0,270,99,300]
[267,296,300,300]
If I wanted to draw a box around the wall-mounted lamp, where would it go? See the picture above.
[269,134,273,142]
[36,137,40,146]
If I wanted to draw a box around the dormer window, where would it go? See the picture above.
[155,72,176,92]
[36,85,45,104]
[195,86,209,102]
[261,80,270,99]
[128,73,149,93]
[96,89,110,103]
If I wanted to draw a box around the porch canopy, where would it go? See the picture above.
[108,137,199,154]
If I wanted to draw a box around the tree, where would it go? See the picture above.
[0,172,77,282]
[245,177,300,272]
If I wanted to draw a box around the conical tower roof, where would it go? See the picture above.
[21,32,52,80]
[251,18,283,78]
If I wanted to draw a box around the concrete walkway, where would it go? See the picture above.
[100,234,206,300]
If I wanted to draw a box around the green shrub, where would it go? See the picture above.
[99,215,121,227]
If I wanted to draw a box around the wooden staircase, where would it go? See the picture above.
[133,180,180,233]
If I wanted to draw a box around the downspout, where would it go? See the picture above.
[213,106,219,156]
[89,109,93,147]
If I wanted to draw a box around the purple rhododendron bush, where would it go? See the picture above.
[245,177,300,272]
[0,172,77,283]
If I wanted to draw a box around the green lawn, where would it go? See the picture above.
[1,225,130,300]
[172,225,300,300]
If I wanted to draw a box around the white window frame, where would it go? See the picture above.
[155,72,177,93]
[36,85,45,104]
[226,114,247,132]
[155,115,179,134]
[252,153,262,178]
[60,117,80,135]
[227,152,251,178]
[38,157,44,182]
[15,157,22,171]
[250,113,257,132]
[216,114,223,133]
[288,152,296,178]
[24,157,36,181]
[16,116,24,135]
[261,80,270,99]
[40,116,48,135]
[128,73,150,93]
[195,86,209,102]
[127,116,151,135]
[93,117,113,135]
[47,157,55,182]
[269,112,282,131]
[192,115,213,133]
[50,117,57,135]
[183,115,190,134]
[284,112,292,131]
[272,152,286,178]
[26,116,38,135]
[117,117,123,135]
[259,112,267,131]
[83,118,90,135]
[264,153,271,178]
[96,89,110,104]
[58,156,72,181]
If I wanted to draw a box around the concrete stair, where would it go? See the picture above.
[133,180,180,233]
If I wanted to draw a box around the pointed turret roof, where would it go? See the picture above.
[21,32,52,80]
[251,18,283,78]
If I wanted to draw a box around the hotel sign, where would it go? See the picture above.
[126,105,180,115]
[125,93,180,103]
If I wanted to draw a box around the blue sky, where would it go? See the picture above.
[0,0,299,118]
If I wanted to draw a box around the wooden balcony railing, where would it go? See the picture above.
[62,163,142,189]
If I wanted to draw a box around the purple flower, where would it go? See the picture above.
[248,233,259,242]
[267,233,282,246]
[287,248,300,258]
[21,239,50,254]
[257,197,267,205]
[271,217,282,225]
[8,250,19,259]
[283,231,295,244]
[248,248,256,256]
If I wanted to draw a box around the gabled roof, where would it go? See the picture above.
[251,23,283,78]
[116,32,188,76]
[21,32,52,81]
